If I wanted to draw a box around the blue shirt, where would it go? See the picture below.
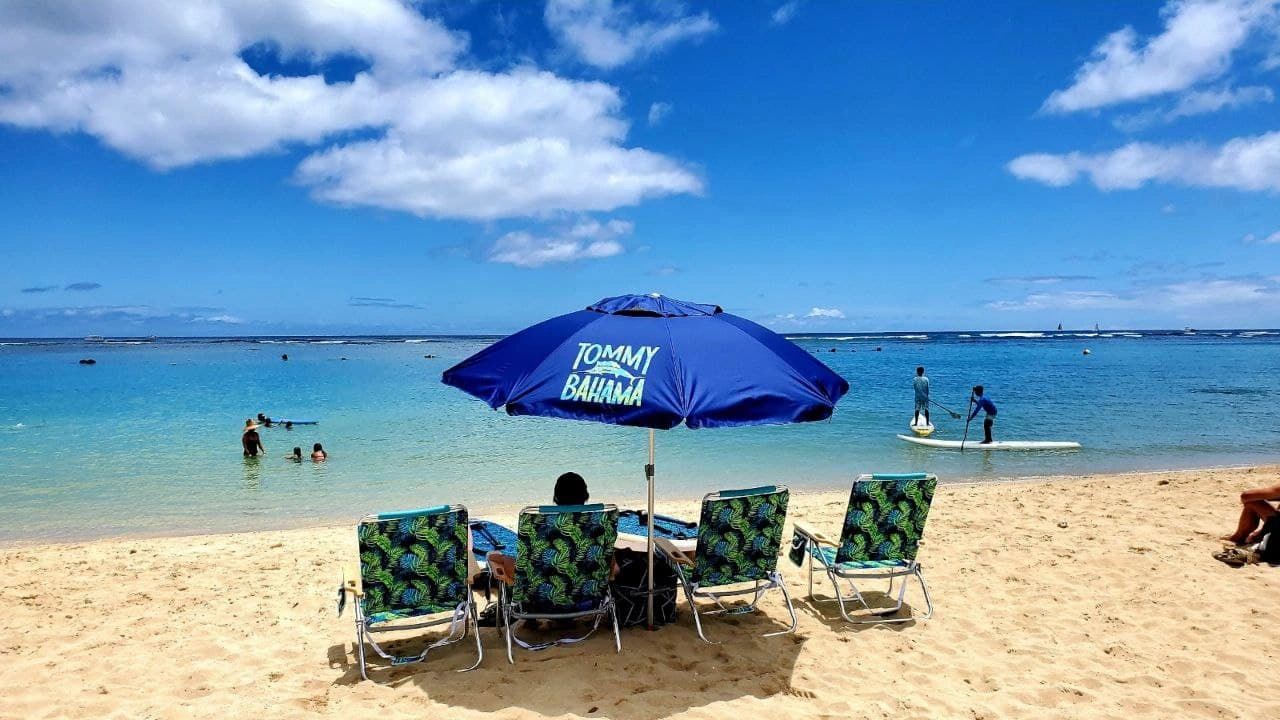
[969,395,997,420]
[913,375,929,403]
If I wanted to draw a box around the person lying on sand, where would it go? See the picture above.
[1222,482,1280,545]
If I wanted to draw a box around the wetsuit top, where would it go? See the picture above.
[968,395,997,421]
[913,376,930,403]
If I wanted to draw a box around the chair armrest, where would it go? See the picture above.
[487,552,516,585]
[793,522,836,546]
[655,537,694,567]
[339,563,362,596]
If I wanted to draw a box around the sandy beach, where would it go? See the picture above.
[2,465,1278,720]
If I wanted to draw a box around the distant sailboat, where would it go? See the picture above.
[1057,322,1063,331]
[1094,323,1100,332]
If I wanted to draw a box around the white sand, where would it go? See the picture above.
[2,466,1279,719]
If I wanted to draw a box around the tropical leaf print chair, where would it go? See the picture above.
[337,505,481,681]
[656,485,797,643]
[489,503,621,663]
[793,473,936,624]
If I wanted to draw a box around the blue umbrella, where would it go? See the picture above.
[442,293,849,626]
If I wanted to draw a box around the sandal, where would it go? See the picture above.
[1213,546,1257,567]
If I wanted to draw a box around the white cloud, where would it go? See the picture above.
[647,101,672,126]
[805,307,846,319]
[1043,0,1279,113]
[544,0,717,70]
[1244,230,1280,243]
[771,2,802,26]
[0,1,702,220]
[988,278,1279,311]
[1114,84,1275,130]
[488,218,633,267]
[1162,203,1178,213]
[1007,131,1280,192]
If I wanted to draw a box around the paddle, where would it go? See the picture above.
[930,398,962,420]
[960,393,974,452]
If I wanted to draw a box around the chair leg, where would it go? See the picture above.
[356,620,371,682]
[762,572,798,637]
[609,598,622,653]
[501,586,515,664]
[915,568,934,619]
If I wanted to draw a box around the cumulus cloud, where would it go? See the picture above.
[1042,0,1279,113]
[64,282,102,291]
[488,217,632,267]
[987,278,1279,311]
[1007,131,1280,191]
[0,1,702,220]
[805,307,846,319]
[771,2,802,26]
[647,101,672,126]
[544,0,717,70]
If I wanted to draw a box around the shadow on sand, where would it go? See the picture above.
[328,605,806,719]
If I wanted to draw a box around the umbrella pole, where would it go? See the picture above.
[646,428,656,630]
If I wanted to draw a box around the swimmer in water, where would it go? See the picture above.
[311,443,327,462]
[256,412,273,428]
[285,447,302,462]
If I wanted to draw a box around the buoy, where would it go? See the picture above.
[1082,348,1091,355]
[281,353,289,361]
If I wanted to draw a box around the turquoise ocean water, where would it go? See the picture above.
[2,330,1279,543]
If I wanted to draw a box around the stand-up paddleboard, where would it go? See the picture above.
[897,434,1081,450]
[272,418,318,425]
[909,415,935,437]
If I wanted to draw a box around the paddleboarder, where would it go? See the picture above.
[968,385,998,444]
[912,366,930,427]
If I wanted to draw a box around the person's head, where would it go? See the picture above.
[554,472,589,506]
[973,384,984,396]
[916,366,924,376]
[284,421,293,429]
[257,413,266,422]
[292,447,301,458]
[313,443,324,452]
[244,418,257,432]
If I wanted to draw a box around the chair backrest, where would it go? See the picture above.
[692,485,790,586]
[836,473,937,565]
[357,505,470,619]
[513,503,619,613]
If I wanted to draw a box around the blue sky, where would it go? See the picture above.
[2,0,1279,336]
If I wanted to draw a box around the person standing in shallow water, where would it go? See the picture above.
[912,366,930,426]
[311,443,327,462]
[242,419,265,457]
[968,385,998,444]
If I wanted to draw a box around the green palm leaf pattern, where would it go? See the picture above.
[693,489,789,586]
[513,507,617,612]
[836,477,936,564]
[356,507,468,619]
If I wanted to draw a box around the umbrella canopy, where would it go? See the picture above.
[442,293,849,427]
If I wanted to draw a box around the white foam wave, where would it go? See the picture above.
[1239,331,1277,337]
[310,340,346,345]
[979,332,1045,339]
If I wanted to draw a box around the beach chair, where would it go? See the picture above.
[489,503,621,663]
[337,505,482,681]
[793,473,936,624]
[656,485,797,643]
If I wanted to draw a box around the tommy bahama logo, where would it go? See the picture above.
[561,342,660,406]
